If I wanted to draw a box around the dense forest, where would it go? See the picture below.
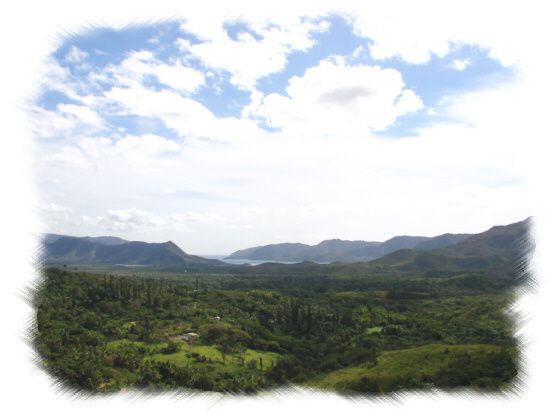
[33,264,520,394]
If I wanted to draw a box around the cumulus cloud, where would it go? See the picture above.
[344,1,527,67]
[451,58,471,71]
[57,104,104,127]
[93,50,205,94]
[249,58,423,136]
[78,134,182,160]
[177,16,329,90]
[31,107,79,139]
[95,208,224,232]
[30,103,105,139]
[64,46,88,64]
[44,145,89,168]
[41,203,72,213]
[37,57,84,101]
[109,134,181,159]
[48,133,182,167]
[101,84,267,142]
[100,208,165,231]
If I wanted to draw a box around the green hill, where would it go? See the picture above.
[309,344,517,393]
[369,218,532,277]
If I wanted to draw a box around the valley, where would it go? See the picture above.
[33,219,532,394]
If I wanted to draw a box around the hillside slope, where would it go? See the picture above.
[43,236,221,267]
[371,218,533,277]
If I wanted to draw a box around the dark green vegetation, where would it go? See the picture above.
[34,219,531,394]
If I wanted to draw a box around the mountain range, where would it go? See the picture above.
[225,232,472,263]
[42,218,532,269]
[370,218,533,274]
[244,218,533,284]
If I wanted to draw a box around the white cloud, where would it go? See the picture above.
[30,107,78,139]
[76,133,181,162]
[101,84,267,142]
[344,1,528,67]
[451,58,471,71]
[30,103,104,139]
[40,202,77,230]
[95,50,205,93]
[94,208,225,232]
[249,58,423,136]
[161,186,176,195]
[43,134,182,173]
[164,1,536,71]
[37,58,82,101]
[64,46,88,64]
[178,17,329,90]
[101,208,166,231]
[44,145,89,168]
[153,63,205,93]
[169,211,225,223]
[41,203,72,213]
[57,103,104,127]
[111,134,181,158]
[351,45,365,59]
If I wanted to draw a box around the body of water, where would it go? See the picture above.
[201,255,300,266]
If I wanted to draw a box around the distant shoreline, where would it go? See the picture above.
[200,255,300,266]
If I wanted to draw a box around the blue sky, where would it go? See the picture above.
[34,12,528,254]
[38,15,512,135]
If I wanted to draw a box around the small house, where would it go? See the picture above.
[181,332,199,343]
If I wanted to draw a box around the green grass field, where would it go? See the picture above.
[146,343,279,372]
[309,344,514,392]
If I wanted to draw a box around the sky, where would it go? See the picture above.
[33,4,533,255]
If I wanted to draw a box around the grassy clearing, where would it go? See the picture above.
[243,349,279,370]
[309,343,511,392]
[146,343,279,372]
[365,326,382,335]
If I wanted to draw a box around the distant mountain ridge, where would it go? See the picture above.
[42,234,221,267]
[370,218,533,276]
[225,233,472,263]
[43,234,129,246]
[42,218,531,269]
